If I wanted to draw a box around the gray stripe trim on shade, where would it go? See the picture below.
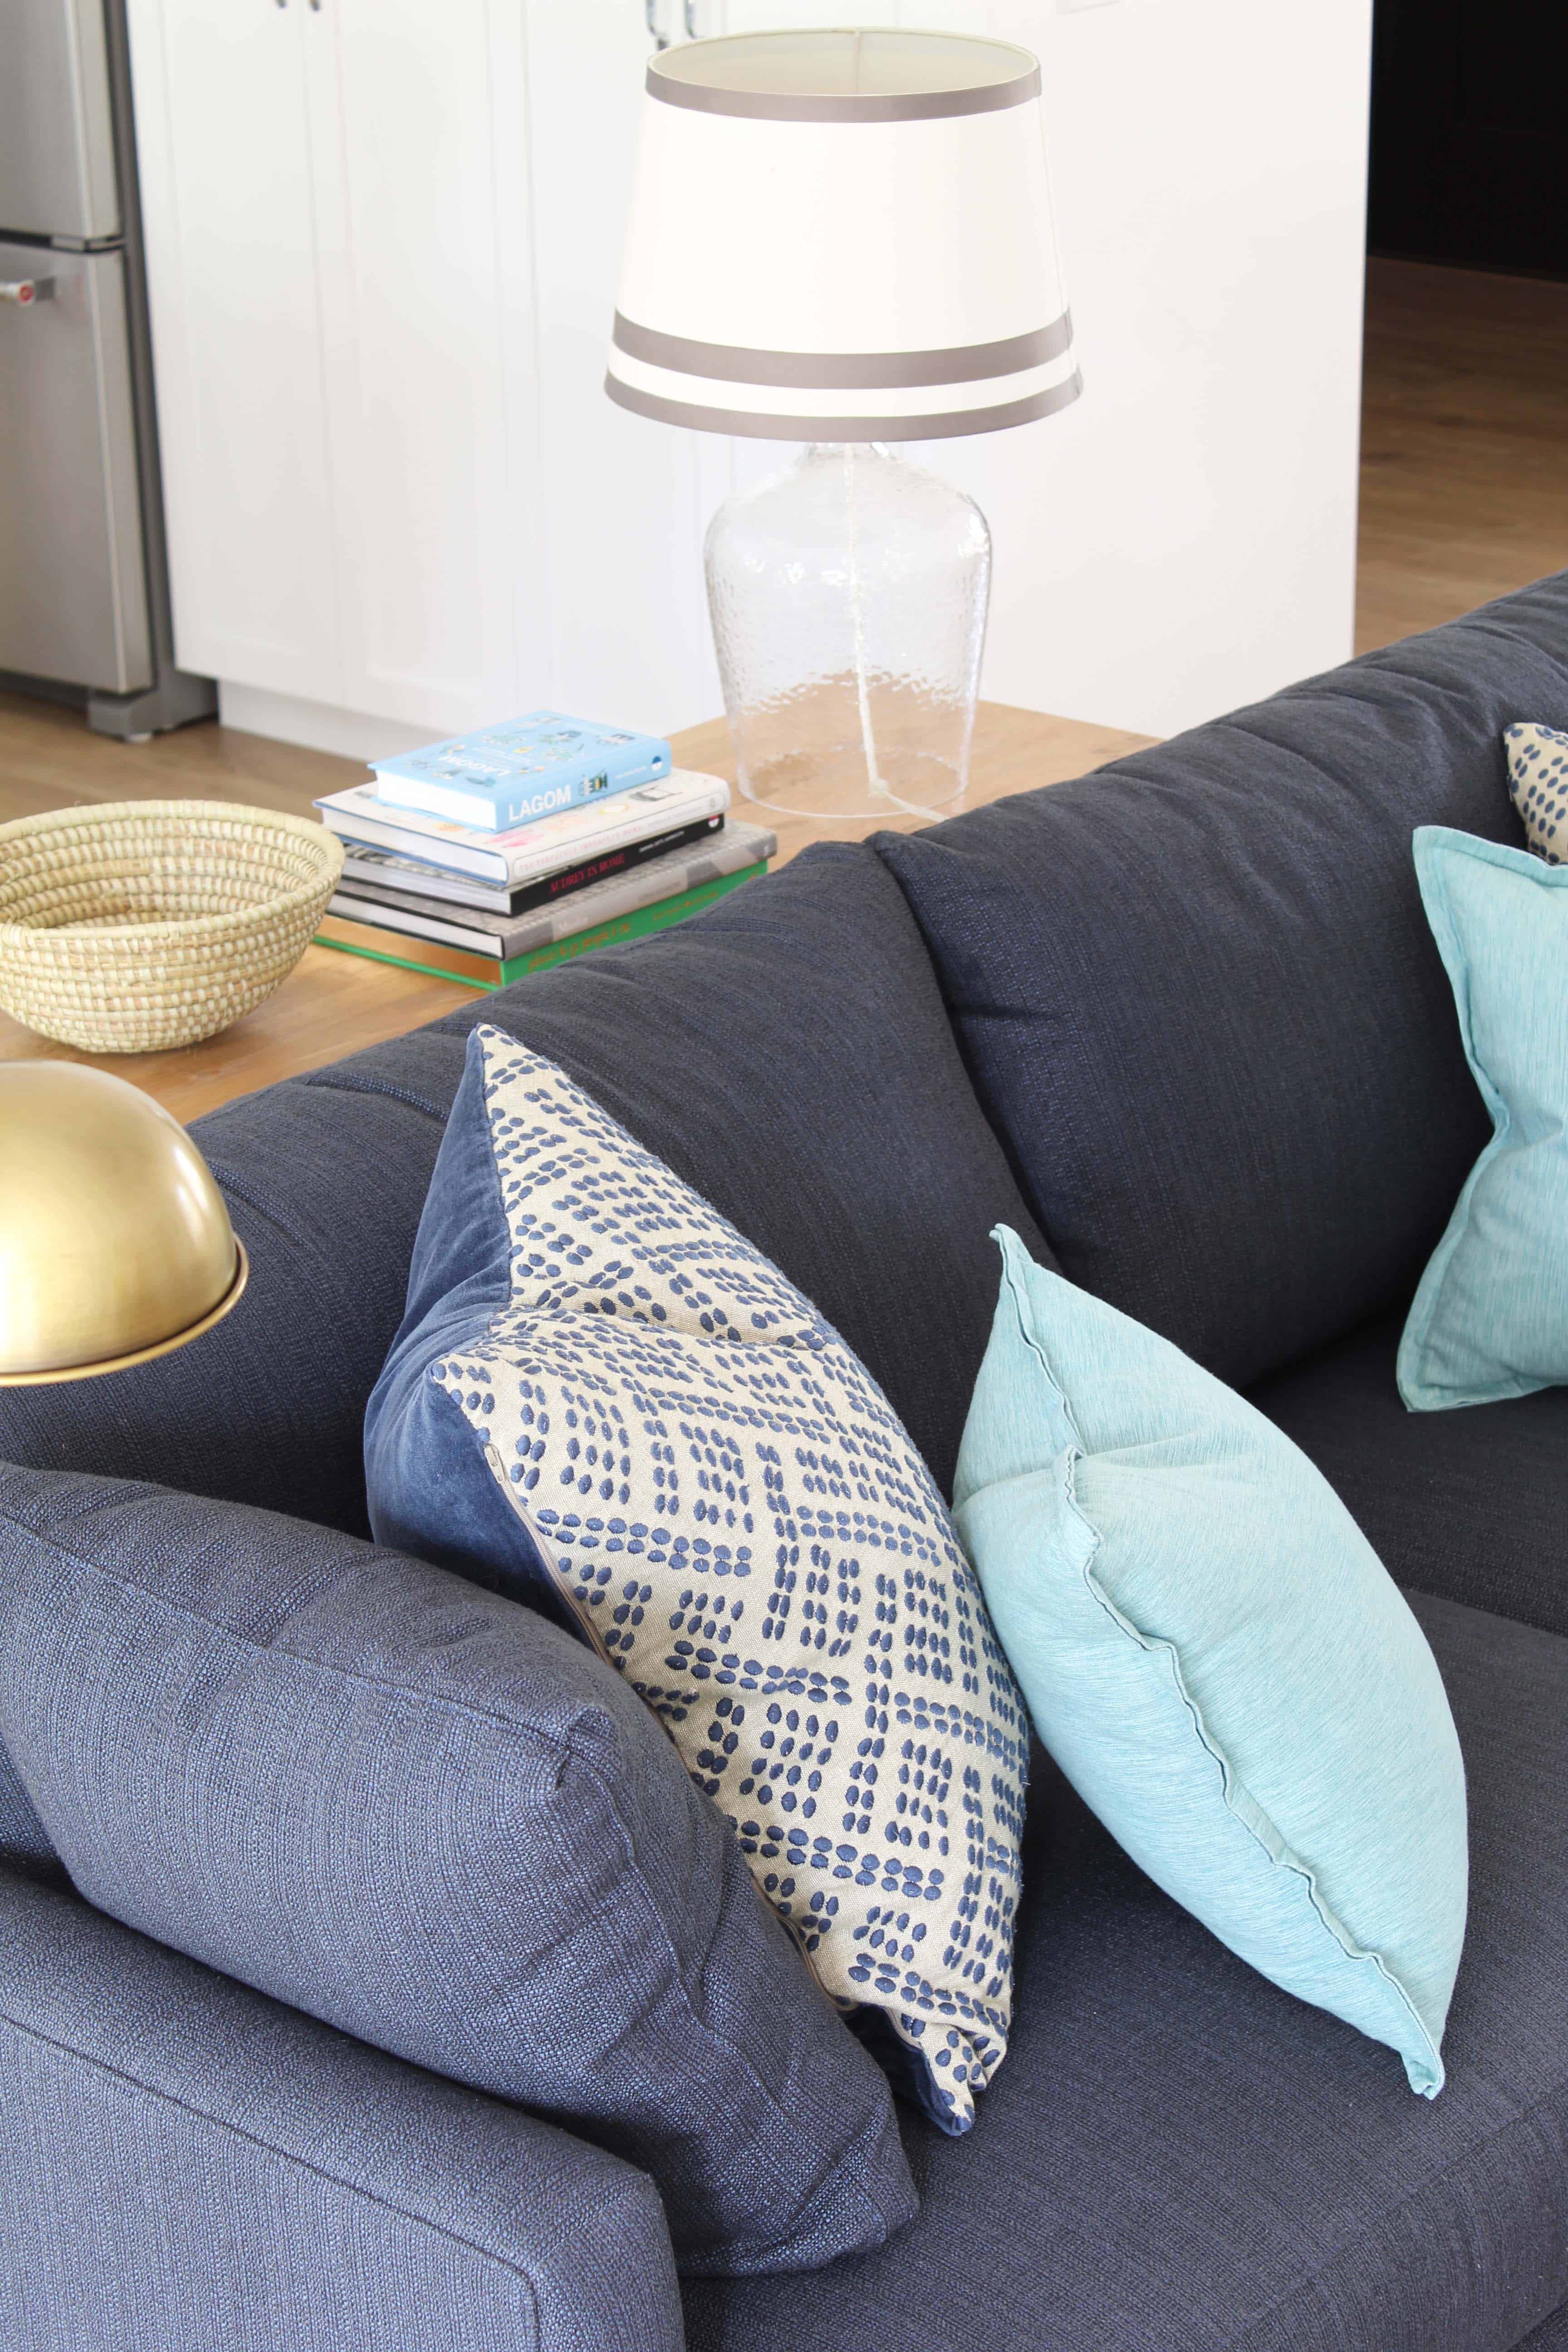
[645,59,1042,122]
[603,368,1083,442]
[612,311,1073,389]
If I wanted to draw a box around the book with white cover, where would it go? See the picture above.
[326,819,776,962]
[338,816,722,916]
[316,770,730,887]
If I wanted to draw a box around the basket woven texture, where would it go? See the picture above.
[0,800,345,1053]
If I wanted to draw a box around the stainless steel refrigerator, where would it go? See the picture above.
[0,0,213,736]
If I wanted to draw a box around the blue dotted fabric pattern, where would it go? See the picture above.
[432,1025,1028,2132]
[1506,721,1568,863]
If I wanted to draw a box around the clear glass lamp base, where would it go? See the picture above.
[703,443,991,823]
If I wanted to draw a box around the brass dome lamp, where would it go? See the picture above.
[0,1062,246,1385]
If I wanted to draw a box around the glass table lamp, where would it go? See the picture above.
[606,28,1081,819]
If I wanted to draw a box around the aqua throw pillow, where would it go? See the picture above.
[1399,823,1568,1411]
[367,1024,1030,2134]
[954,1228,1468,2097]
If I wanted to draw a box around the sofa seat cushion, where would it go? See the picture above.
[1252,1309,1568,1639]
[683,1592,1568,2352]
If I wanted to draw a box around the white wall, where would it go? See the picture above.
[714,0,1374,740]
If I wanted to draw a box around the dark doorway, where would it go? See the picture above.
[1368,0,1566,276]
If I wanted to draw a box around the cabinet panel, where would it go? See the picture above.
[523,0,715,735]
[125,0,342,700]
[307,0,542,731]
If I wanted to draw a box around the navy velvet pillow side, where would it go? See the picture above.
[0,1462,917,2278]
[366,1031,565,1627]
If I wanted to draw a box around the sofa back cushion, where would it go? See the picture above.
[0,846,1049,1527]
[876,577,1568,1386]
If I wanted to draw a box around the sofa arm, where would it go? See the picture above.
[0,1867,684,2352]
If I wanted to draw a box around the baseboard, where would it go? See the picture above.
[217,683,437,762]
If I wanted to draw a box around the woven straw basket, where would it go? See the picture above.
[0,801,344,1054]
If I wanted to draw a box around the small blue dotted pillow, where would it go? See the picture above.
[368,1023,1029,2133]
[1505,721,1568,863]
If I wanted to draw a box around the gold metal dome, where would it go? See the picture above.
[0,1061,246,1384]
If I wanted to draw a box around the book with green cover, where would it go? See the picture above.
[314,861,765,990]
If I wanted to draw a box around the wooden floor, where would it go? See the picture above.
[0,254,1563,1112]
[1356,257,1568,652]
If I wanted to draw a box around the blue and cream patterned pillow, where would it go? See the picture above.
[1505,721,1568,862]
[367,1024,1029,2133]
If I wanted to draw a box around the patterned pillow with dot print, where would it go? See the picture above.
[367,1021,1029,2134]
[1505,720,1568,861]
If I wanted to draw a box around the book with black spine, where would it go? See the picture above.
[337,814,722,918]
[325,818,776,964]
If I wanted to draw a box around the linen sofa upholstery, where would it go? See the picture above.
[6,578,1568,2349]
[683,1591,1568,2352]
[1253,1309,1568,1639]
[0,1465,915,2278]
[0,1865,684,2352]
[872,573,1568,1391]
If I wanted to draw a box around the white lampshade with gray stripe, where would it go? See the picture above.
[606,29,1079,442]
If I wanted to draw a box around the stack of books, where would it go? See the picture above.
[312,711,774,989]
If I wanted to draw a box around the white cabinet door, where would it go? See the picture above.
[522,0,717,736]
[304,0,543,733]
[125,0,343,701]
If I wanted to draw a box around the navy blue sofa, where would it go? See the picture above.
[5,576,1568,2352]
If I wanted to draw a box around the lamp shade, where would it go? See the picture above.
[0,1062,245,1383]
[606,29,1079,442]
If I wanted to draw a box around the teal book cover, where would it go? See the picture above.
[372,711,671,832]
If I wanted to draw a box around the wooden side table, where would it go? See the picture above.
[0,687,1152,1122]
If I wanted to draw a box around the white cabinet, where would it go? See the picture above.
[308,0,541,730]
[128,0,542,739]
[127,0,340,702]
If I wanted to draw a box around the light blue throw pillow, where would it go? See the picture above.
[954,1228,1468,2097]
[1398,824,1568,1411]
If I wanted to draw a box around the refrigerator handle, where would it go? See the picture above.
[0,279,56,306]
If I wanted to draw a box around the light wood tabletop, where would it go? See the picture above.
[0,690,1151,1123]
